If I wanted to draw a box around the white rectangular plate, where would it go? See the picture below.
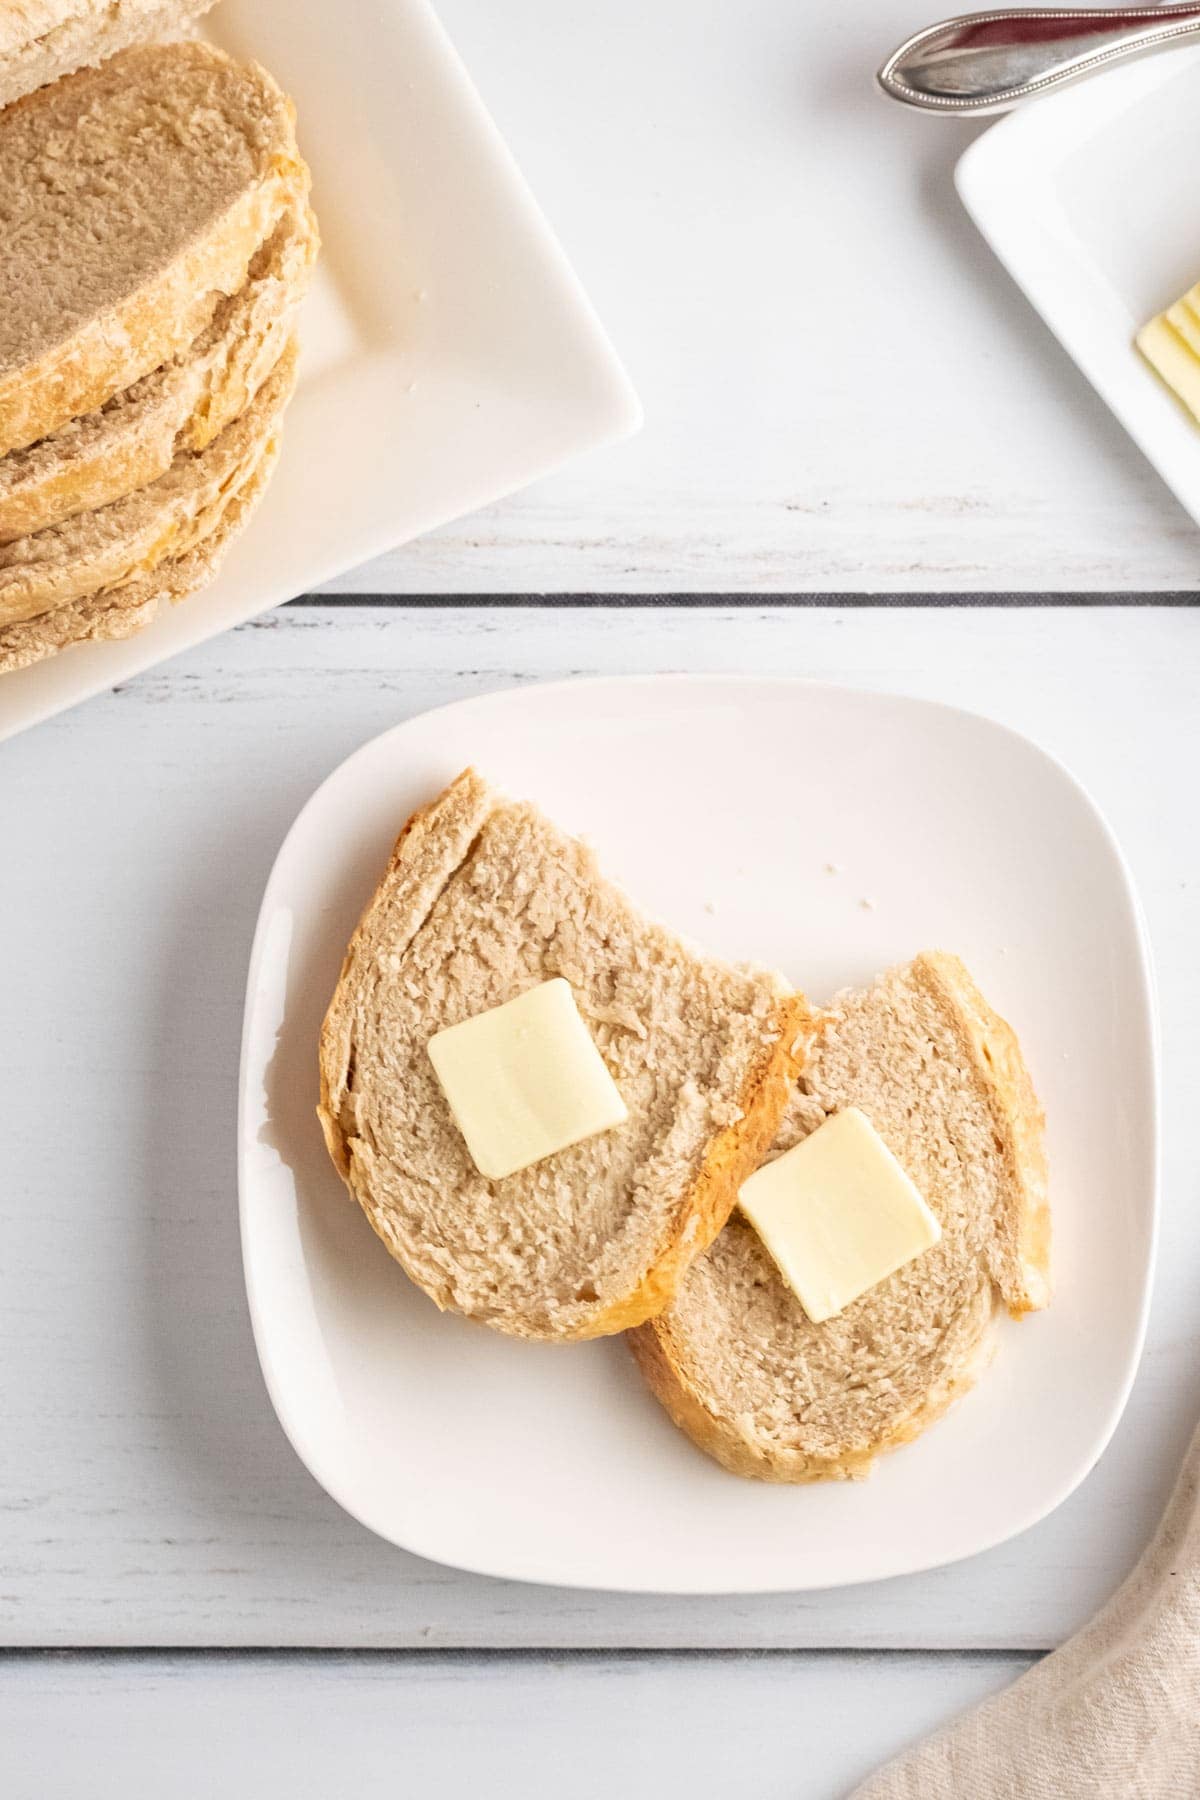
[239,676,1157,1593]
[957,48,1200,530]
[0,0,640,742]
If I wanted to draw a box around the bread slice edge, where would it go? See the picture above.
[912,951,1050,1316]
[630,1281,999,1482]
[318,769,498,1185]
[0,55,309,457]
[579,987,812,1338]
[628,948,1050,1480]
[0,338,296,673]
[0,201,319,545]
[0,0,217,111]
[0,431,280,674]
[317,770,815,1338]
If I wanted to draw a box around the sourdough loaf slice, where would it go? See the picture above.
[630,953,1050,1480]
[0,402,285,675]
[0,337,298,628]
[0,205,318,544]
[0,41,307,456]
[0,0,217,109]
[318,773,812,1342]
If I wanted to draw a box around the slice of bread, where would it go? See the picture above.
[630,953,1050,1481]
[0,204,318,545]
[0,0,216,110]
[0,409,284,675]
[0,336,299,629]
[318,772,813,1342]
[0,41,307,457]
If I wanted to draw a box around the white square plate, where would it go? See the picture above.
[0,0,640,742]
[957,49,1200,526]
[239,676,1158,1592]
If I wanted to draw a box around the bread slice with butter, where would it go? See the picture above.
[0,41,307,458]
[318,771,813,1343]
[630,953,1050,1481]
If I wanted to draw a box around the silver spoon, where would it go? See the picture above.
[878,6,1200,113]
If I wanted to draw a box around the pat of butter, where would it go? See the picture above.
[738,1107,940,1324]
[1137,291,1200,423]
[427,978,627,1180]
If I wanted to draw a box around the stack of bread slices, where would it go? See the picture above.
[318,770,1052,1485]
[0,1,317,674]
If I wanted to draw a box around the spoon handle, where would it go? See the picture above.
[878,6,1200,113]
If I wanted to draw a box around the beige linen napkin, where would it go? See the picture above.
[852,1421,1200,1798]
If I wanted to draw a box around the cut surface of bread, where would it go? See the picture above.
[630,953,1050,1481]
[318,772,812,1342]
[0,415,283,675]
[0,204,318,545]
[0,338,298,629]
[0,41,307,456]
[0,0,216,109]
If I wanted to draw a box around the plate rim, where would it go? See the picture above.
[954,48,1200,531]
[0,0,642,744]
[238,672,1160,1593]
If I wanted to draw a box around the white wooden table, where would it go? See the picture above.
[323,0,1200,597]
[5,1,1200,1793]
[4,605,1198,1795]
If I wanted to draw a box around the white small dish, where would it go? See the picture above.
[957,48,1200,528]
[239,676,1157,1593]
[0,0,640,742]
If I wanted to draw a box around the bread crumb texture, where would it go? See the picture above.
[318,771,810,1341]
[0,337,298,627]
[0,204,317,543]
[0,340,296,672]
[0,41,306,453]
[0,1,217,109]
[631,952,1050,1480]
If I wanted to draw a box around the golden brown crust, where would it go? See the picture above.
[0,437,278,672]
[316,772,814,1342]
[0,49,308,458]
[0,350,292,676]
[915,952,1051,1316]
[0,203,318,545]
[0,0,218,110]
[0,422,166,546]
[0,335,298,632]
[316,769,495,1184]
[630,1286,996,1482]
[0,167,306,458]
[569,993,815,1339]
[630,949,1050,1481]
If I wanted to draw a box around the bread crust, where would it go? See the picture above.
[0,342,295,674]
[630,1280,996,1482]
[317,770,497,1184]
[0,437,278,673]
[0,171,304,459]
[916,952,1050,1315]
[0,204,318,545]
[317,772,814,1342]
[0,0,218,110]
[0,47,308,457]
[0,330,300,629]
[629,950,1050,1480]
[576,991,813,1338]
